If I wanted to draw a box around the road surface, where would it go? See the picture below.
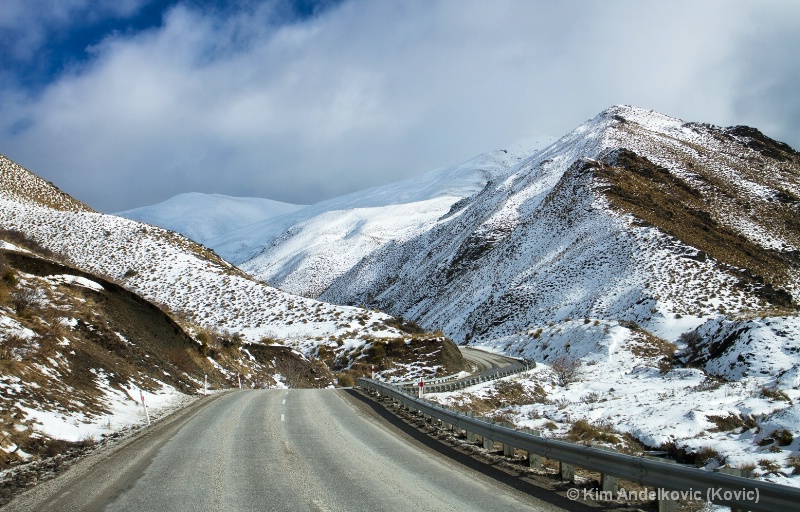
[5,389,578,512]
[458,346,520,374]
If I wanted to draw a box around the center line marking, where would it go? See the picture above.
[282,399,286,404]
[281,414,285,422]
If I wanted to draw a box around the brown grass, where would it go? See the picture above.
[594,147,798,307]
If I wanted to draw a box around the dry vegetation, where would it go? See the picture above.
[0,156,94,213]
[593,136,799,309]
[321,332,466,386]
[446,380,549,420]
[619,320,677,373]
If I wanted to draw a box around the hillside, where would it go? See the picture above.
[317,106,799,342]
[0,237,345,503]
[0,155,464,382]
[116,192,305,248]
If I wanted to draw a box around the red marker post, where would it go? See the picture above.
[418,377,424,398]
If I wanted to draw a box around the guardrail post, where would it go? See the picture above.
[500,422,515,457]
[465,412,478,443]
[596,446,618,497]
[522,428,542,469]
[658,499,677,512]
[559,461,575,482]
[644,455,677,512]
[441,409,453,431]
[717,468,753,512]
[478,417,494,451]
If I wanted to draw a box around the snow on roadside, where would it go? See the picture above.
[17,379,192,445]
[430,316,800,487]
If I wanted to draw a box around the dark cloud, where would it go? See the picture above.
[1,0,798,212]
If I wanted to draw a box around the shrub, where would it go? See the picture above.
[771,428,794,446]
[336,372,355,387]
[0,333,28,360]
[678,330,703,349]
[553,397,571,410]
[581,391,601,403]
[550,355,581,386]
[567,419,620,445]
[787,455,800,475]
[692,377,724,392]
[11,288,38,315]
[694,447,724,467]
[366,342,386,360]
[758,459,780,473]
[761,387,792,403]
[707,413,747,432]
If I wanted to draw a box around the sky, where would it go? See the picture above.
[1,0,799,213]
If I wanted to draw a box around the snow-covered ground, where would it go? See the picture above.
[430,315,800,487]
[0,154,405,355]
[14,381,191,447]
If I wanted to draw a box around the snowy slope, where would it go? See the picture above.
[433,314,800,487]
[317,106,799,344]
[209,149,529,270]
[116,192,304,247]
[0,155,403,353]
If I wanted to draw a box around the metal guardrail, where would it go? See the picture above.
[357,378,800,512]
[393,369,467,386]
[396,360,532,394]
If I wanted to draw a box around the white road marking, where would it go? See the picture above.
[281,414,285,422]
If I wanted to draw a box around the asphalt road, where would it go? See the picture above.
[5,389,575,512]
[459,346,519,373]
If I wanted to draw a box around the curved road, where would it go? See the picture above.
[7,390,571,512]
[458,346,520,374]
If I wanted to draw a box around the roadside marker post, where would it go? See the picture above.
[140,389,151,426]
[204,374,207,396]
[418,377,423,398]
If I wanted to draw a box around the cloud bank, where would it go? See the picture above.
[1,0,799,211]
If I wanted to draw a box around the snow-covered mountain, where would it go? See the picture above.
[216,149,530,294]
[202,106,800,483]
[116,192,304,248]
[307,107,799,342]
[199,149,529,277]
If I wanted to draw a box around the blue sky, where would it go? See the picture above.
[1,0,799,212]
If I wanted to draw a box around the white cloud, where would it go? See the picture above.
[1,0,799,212]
